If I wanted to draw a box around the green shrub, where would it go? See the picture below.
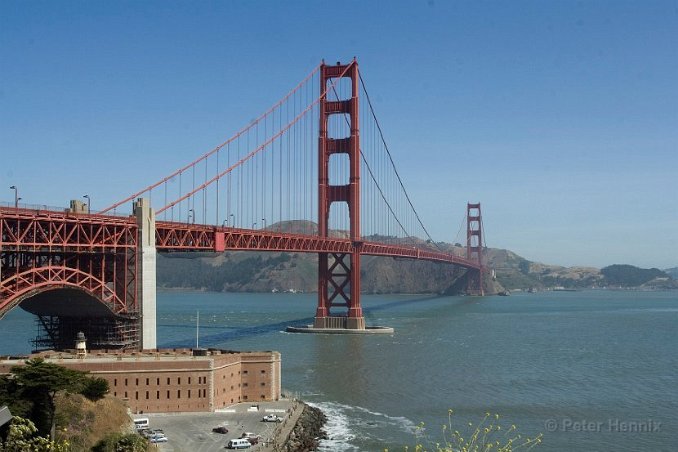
[92,432,148,452]
[0,416,70,452]
[396,410,542,452]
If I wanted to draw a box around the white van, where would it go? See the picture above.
[226,438,251,449]
[133,417,149,430]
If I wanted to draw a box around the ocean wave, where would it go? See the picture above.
[307,401,418,451]
[307,401,358,451]
[350,405,418,433]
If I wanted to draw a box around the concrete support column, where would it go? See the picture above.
[134,198,156,350]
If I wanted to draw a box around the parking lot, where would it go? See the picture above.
[142,400,297,451]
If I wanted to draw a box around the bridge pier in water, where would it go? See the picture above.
[314,252,365,330]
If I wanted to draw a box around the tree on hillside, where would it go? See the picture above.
[10,358,90,439]
[0,375,32,419]
[80,377,109,402]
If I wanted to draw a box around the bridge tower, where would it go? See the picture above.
[466,203,484,296]
[135,198,157,350]
[315,59,365,330]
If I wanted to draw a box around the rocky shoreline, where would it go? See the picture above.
[279,402,328,452]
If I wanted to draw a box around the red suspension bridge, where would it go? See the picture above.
[0,59,485,350]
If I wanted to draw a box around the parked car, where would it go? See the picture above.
[226,438,251,449]
[262,414,282,422]
[240,432,259,445]
[150,434,168,443]
[212,426,229,434]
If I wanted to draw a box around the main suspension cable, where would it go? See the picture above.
[358,71,442,250]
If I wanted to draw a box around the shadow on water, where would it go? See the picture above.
[362,294,474,315]
[160,294,480,348]
[160,316,316,348]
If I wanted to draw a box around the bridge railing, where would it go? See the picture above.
[0,202,133,219]
[0,201,67,212]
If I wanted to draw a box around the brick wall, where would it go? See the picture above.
[0,348,281,413]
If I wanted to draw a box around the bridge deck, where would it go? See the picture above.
[0,208,479,269]
[156,221,479,268]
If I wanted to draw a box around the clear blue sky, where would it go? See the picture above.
[1,0,676,269]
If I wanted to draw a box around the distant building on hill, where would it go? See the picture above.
[0,348,281,414]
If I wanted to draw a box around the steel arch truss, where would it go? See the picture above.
[0,265,125,318]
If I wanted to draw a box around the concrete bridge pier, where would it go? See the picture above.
[134,198,156,350]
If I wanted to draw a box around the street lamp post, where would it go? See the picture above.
[83,195,90,214]
[262,218,267,230]
[9,186,17,209]
[229,213,235,228]
[188,209,194,224]
[222,219,228,227]
[252,222,257,229]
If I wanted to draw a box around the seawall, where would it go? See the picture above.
[268,401,327,452]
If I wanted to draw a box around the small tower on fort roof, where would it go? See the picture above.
[75,331,87,358]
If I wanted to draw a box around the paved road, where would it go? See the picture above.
[143,401,295,452]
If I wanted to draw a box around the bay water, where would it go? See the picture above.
[1,290,676,451]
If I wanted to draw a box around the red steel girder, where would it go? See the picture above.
[1,208,138,320]
[326,253,350,306]
[1,210,481,268]
[0,208,137,250]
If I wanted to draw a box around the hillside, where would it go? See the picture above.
[156,224,677,293]
[486,250,677,291]
[664,267,678,279]
[157,251,485,295]
[601,264,671,287]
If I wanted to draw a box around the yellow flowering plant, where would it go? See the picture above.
[388,410,543,452]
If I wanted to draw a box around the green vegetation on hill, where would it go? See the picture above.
[158,252,295,291]
[1,358,108,438]
[600,264,669,287]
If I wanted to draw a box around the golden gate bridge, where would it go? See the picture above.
[0,59,485,350]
